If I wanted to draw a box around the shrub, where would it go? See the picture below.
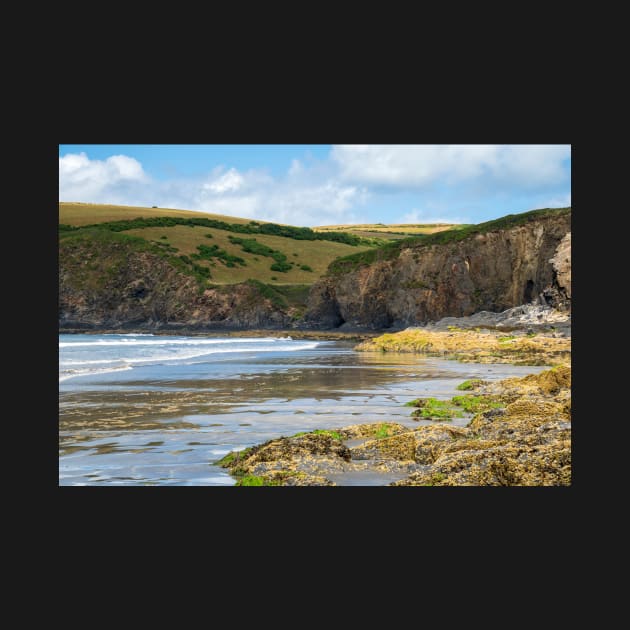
[271,261,292,272]
[72,215,372,245]
[196,244,246,267]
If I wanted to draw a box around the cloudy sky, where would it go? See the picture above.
[59,144,571,226]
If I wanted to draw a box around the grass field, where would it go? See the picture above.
[59,202,373,285]
[125,225,369,284]
[59,202,258,226]
[315,223,461,240]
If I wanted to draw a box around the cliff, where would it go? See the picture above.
[59,232,295,330]
[303,208,571,330]
[59,207,571,332]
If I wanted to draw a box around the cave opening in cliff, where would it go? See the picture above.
[523,279,535,303]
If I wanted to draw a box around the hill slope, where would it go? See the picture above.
[59,202,378,330]
[59,204,571,332]
[60,202,257,226]
[59,202,375,285]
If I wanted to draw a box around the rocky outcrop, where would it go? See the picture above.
[423,303,570,334]
[393,366,571,486]
[304,210,571,330]
[217,366,571,486]
[544,231,571,310]
[355,327,571,366]
[59,237,293,330]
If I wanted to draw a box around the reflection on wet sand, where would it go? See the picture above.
[59,344,545,486]
[60,358,456,431]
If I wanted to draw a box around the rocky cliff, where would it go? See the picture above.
[59,207,571,332]
[304,208,571,330]
[59,234,295,330]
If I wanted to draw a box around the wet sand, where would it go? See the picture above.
[59,341,545,486]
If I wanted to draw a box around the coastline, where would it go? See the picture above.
[58,327,381,342]
[59,310,571,486]
[214,326,571,486]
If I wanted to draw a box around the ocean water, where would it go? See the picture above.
[59,333,545,486]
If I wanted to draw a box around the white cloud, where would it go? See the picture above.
[106,155,145,179]
[331,144,570,189]
[59,146,570,226]
[400,208,470,225]
[288,159,303,176]
[203,167,245,194]
[540,192,571,208]
[59,152,147,202]
[59,152,368,226]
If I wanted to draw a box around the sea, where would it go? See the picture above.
[59,333,544,486]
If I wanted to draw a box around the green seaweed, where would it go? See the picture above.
[215,447,252,467]
[407,397,463,421]
[451,395,503,414]
[312,429,343,440]
[456,379,484,391]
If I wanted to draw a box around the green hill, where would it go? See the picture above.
[59,203,571,332]
[60,202,257,226]
[59,202,377,286]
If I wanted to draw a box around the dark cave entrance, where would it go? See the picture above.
[523,279,535,303]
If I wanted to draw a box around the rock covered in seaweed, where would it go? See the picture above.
[217,365,571,486]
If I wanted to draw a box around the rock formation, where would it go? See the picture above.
[304,210,571,330]
[59,237,295,330]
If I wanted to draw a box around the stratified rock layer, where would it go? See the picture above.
[305,212,571,329]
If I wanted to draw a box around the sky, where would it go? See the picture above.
[59,145,571,227]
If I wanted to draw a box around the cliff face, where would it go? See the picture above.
[304,211,571,329]
[59,237,293,330]
[59,209,571,332]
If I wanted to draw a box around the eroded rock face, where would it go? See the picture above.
[304,212,571,329]
[551,232,571,294]
[59,238,293,330]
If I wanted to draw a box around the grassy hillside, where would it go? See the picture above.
[123,225,365,284]
[59,202,375,286]
[327,207,572,276]
[59,202,256,226]
[315,223,463,241]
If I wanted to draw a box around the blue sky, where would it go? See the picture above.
[59,144,571,226]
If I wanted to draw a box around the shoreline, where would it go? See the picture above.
[211,326,571,486]
[218,363,571,486]
[59,326,571,486]
[58,327,382,342]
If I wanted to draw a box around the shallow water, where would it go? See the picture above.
[59,334,545,486]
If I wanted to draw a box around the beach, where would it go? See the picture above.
[59,333,546,485]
